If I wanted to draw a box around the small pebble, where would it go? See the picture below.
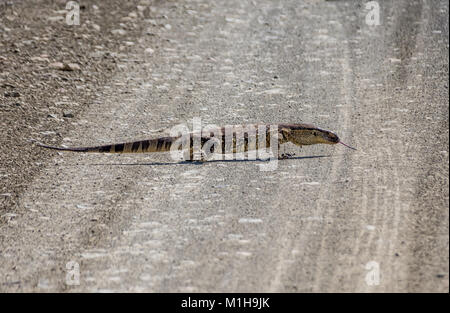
[64,63,81,71]
[63,111,74,118]
[111,29,127,36]
[4,91,20,97]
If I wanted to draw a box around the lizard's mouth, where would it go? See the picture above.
[326,131,356,150]
[325,132,340,144]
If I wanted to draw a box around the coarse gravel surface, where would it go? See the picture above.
[0,0,448,292]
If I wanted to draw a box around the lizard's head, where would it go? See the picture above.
[308,128,358,150]
[316,128,340,144]
[289,127,340,145]
[281,124,357,150]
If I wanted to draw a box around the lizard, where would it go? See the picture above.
[36,123,356,161]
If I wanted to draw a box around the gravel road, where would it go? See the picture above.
[0,0,448,292]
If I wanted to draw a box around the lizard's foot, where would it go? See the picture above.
[278,153,296,160]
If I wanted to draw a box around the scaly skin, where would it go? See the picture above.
[37,123,348,161]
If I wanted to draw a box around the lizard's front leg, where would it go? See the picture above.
[277,141,289,159]
[277,141,297,160]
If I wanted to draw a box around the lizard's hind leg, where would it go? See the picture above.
[278,142,297,159]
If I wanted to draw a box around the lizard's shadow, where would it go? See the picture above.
[88,155,331,166]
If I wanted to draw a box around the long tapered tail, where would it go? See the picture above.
[37,137,177,153]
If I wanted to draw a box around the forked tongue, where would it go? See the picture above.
[339,141,357,150]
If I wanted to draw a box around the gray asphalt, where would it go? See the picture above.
[1,0,448,292]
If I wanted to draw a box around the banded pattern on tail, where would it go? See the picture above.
[37,136,177,153]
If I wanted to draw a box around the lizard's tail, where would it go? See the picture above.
[36,137,178,153]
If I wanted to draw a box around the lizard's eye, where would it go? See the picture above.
[313,132,317,136]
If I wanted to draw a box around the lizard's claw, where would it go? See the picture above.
[278,153,295,160]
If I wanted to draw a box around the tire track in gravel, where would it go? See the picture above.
[268,0,357,292]
[309,4,359,292]
[327,0,448,292]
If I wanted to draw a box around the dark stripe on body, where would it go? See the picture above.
[222,133,226,154]
[115,144,124,153]
[142,140,150,152]
[244,132,249,153]
[164,139,172,151]
[98,145,112,152]
[189,135,194,160]
[157,138,164,151]
[131,141,141,152]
